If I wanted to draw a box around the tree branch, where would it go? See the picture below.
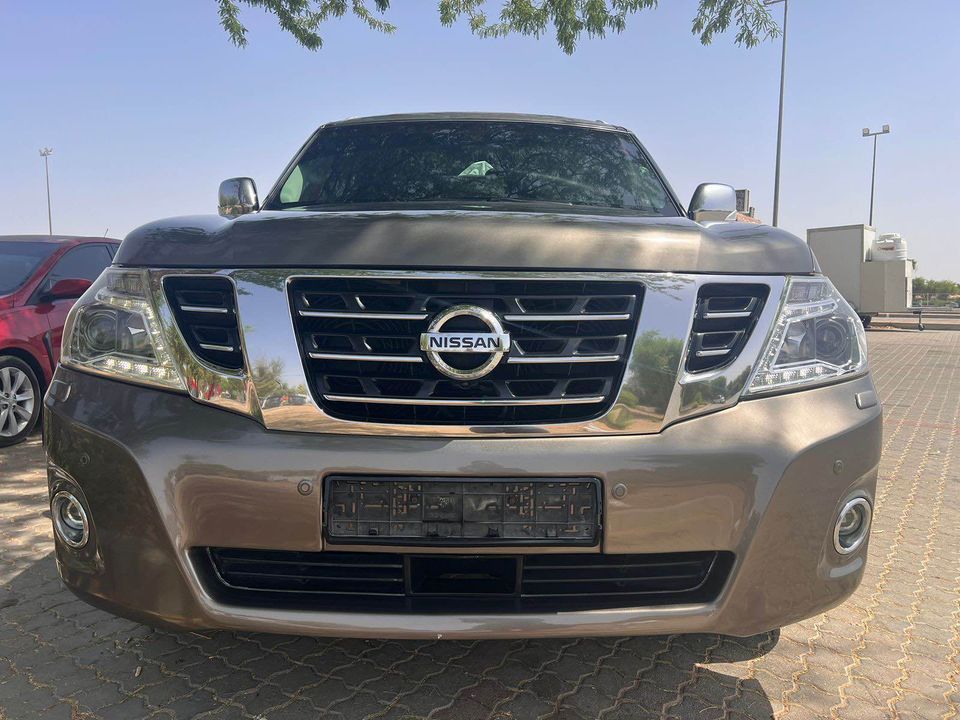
[216,0,779,53]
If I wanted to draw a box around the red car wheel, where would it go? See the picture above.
[0,355,41,447]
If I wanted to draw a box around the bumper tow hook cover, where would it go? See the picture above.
[856,391,878,409]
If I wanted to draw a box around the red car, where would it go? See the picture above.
[0,235,119,446]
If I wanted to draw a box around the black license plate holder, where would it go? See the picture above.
[324,475,600,546]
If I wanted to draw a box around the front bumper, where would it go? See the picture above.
[44,366,881,639]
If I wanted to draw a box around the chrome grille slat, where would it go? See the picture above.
[502,313,631,322]
[289,277,644,425]
[308,352,423,363]
[199,342,237,353]
[694,348,731,358]
[299,310,429,320]
[507,355,621,364]
[180,305,230,314]
[702,310,753,319]
[321,394,607,406]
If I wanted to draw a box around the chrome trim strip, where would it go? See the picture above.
[323,394,606,407]
[299,310,429,320]
[502,313,631,322]
[198,343,236,353]
[702,310,753,319]
[147,269,786,438]
[833,497,872,554]
[51,490,89,549]
[308,352,422,363]
[507,355,620,364]
[180,305,230,314]
[694,349,731,358]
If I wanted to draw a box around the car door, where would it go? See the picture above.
[36,244,114,366]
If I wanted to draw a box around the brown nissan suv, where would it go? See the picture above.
[43,113,881,639]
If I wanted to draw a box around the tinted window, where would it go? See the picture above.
[0,241,57,294]
[46,245,113,285]
[270,121,678,215]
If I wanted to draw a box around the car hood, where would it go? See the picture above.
[113,208,816,275]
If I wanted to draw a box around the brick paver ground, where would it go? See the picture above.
[1,330,958,719]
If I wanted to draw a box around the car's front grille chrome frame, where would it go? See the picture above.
[146,269,787,437]
[288,275,644,425]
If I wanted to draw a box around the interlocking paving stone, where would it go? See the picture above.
[1,330,959,718]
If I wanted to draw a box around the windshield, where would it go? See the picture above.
[269,121,679,215]
[0,241,57,294]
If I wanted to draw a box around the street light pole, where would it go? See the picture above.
[39,147,54,236]
[765,0,788,227]
[861,125,890,227]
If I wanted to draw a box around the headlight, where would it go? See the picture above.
[744,276,867,395]
[62,269,185,391]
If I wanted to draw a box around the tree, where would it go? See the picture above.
[913,276,960,306]
[216,0,780,55]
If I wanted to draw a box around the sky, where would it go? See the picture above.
[2,1,959,280]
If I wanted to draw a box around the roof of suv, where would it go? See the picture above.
[324,112,627,132]
[0,235,120,245]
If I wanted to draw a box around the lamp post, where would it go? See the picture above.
[764,0,788,227]
[39,147,54,235]
[862,125,890,227]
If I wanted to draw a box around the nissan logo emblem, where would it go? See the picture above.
[419,305,511,380]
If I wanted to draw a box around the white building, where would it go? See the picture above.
[807,224,914,316]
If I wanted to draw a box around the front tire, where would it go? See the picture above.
[0,356,41,447]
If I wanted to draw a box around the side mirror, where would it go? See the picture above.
[45,278,92,301]
[687,183,738,224]
[218,177,259,218]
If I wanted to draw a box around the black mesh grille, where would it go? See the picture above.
[686,284,769,373]
[199,548,733,613]
[164,276,244,370]
[288,277,644,425]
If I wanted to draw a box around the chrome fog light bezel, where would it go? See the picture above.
[52,490,90,549]
[833,497,872,555]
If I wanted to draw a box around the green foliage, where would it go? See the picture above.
[217,0,780,54]
[691,0,780,47]
[217,0,395,50]
[913,277,960,296]
[913,276,960,305]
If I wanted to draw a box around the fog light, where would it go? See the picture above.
[52,491,89,548]
[833,497,871,554]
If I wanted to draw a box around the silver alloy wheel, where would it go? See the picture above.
[0,366,35,437]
